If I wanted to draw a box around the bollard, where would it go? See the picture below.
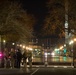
[45,61,48,67]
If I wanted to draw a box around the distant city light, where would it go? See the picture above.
[74,38,76,41]
[12,43,15,45]
[22,45,25,49]
[3,40,6,43]
[45,52,47,57]
[20,44,22,47]
[64,44,66,47]
[51,52,55,56]
[69,40,74,45]
[26,47,33,51]
[60,46,63,50]
[55,48,59,51]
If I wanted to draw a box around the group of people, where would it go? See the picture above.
[3,48,32,69]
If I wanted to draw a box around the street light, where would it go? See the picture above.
[69,40,74,45]
[3,40,6,50]
[69,38,76,67]
[69,40,74,67]
[74,38,76,42]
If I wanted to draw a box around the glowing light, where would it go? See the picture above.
[29,48,33,51]
[20,44,22,47]
[26,47,33,51]
[12,43,15,45]
[51,52,55,56]
[55,48,59,51]
[64,44,66,47]
[0,53,2,57]
[45,52,47,57]
[60,46,63,50]
[3,40,6,43]
[69,40,74,45]
[74,38,76,41]
[22,45,25,49]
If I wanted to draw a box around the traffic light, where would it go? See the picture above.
[64,48,66,53]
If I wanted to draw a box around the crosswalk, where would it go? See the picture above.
[21,64,74,68]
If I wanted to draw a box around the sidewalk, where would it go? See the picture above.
[22,64,74,68]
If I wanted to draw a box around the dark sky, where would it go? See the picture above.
[21,0,47,18]
[19,0,48,36]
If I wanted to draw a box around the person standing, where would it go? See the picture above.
[15,49,22,68]
[9,48,15,69]
[4,48,9,68]
[27,50,32,69]
[22,49,27,70]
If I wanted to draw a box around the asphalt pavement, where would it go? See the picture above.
[0,65,74,75]
[31,67,76,75]
[0,68,31,75]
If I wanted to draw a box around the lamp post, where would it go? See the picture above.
[73,38,76,68]
[69,40,74,67]
[3,40,6,51]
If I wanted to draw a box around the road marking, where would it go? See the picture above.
[31,68,39,75]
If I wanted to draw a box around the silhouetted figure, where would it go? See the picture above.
[15,49,22,68]
[27,50,32,69]
[9,48,15,69]
[4,48,9,68]
[22,49,27,70]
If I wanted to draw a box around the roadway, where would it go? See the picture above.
[0,68,32,75]
[0,56,75,75]
[31,67,76,75]
[0,65,74,75]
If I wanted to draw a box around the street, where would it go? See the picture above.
[32,56,72,63]
[31,67,76,75]
[0,66,76,75]
[0,65,74,75]
[0,54,74,75]
[46,56,72,63]
[0,55,75,75]
[0,68,31,75]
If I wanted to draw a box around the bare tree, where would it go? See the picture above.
[42,0,76,38]
[0,0,35,43]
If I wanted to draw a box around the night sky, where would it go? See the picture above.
[21,0,47,18]
[19,0,48,36]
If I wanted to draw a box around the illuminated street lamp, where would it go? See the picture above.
[74,38,76,41]
[69,40,74,45]
[22,45,25,49]
[12,43,15,45]
[3,40,6,43]
[59,46,64,50]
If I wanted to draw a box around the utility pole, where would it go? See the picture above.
[65,0,74,67]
